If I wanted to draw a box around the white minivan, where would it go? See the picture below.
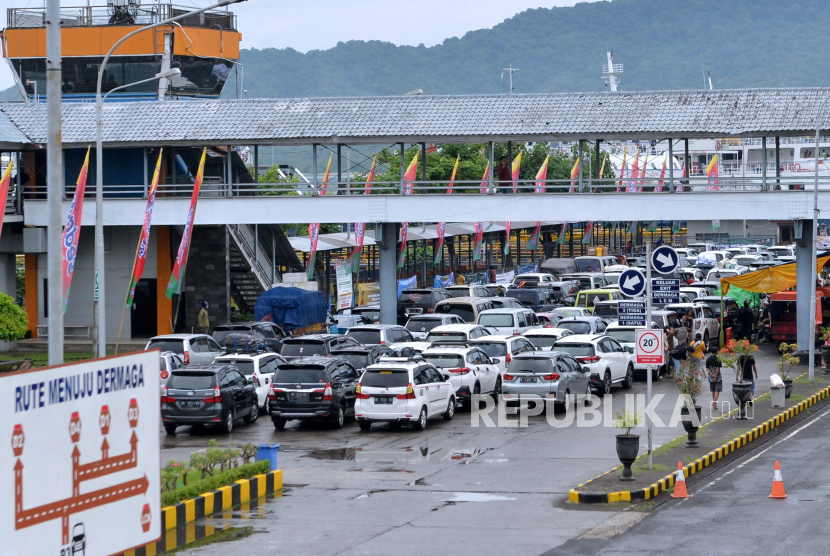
[476,308,540,335]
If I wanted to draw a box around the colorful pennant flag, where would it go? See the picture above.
[126,149,162,308]
[404,152,419,194]
[617,145,628,192]
[646,221,658,232]
[581,221,594,245]
[656,157,667,192]
[673,220,682,234]
[319,154,332,195]
[628,154,639,193]
[364,155,377,194]
[504,222,511,255]
[627,221,638,234]
[472,222,484,261]
[555,222,569,246]
[61,148,90,313]
[345,222,365,274]
[595,153,607,193]
[638,151,649,192]
[307,223,320,280]
[535,155,549,193]
[527,222,542,250]
[569,157,580,193]
[0,159,13,244]
[447,154,459,194]
[433,222,446,267]
[479,164,490,194]
[166,148,206,298]
[712,219,720,231]
[706,154,719,191]
[397,222,408,269]
[511,152,522,193]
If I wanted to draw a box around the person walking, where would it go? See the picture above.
[706,346,723,409]
[681,309,695,343]
[742,354,758,404]
[669,328,688,377]
[690,333,707,375]
[197,301,210,335]
[496,156,511,194]
[665,325,678,376]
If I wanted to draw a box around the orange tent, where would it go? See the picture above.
[722,254,830,294]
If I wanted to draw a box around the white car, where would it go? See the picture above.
[665,302,720,348]
[512,273,558,287]
[768,245,796,259]
[605,322,666,380]
[680,268,705,284]
[159,351,183,393]
[553,334,635,396]
[446,285,493,298]
[355,357,456,431]
[550,307,593,319]
[213,352,288,412]
[476,308,541,335]
[346,324,415,346]
[521,328,575,352]
[469,334,537,375]
[405,314,465,340]
[426,324,492,343]
[422,344,502,407]
[680,285,711,300]
[706,267,748,282]
[561,273,608,291]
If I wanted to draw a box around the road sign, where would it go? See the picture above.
[636,329,664,365]
[618,301,646,327]
[0,351,160,556]
[651,245,679,274]
[651,278,680,304]
[619,268,646,297]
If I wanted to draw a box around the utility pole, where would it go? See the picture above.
[501,65,519,94]
[46,0,63,365]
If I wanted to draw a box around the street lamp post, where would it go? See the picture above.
[93,0,246,357]
[809,94,830,381]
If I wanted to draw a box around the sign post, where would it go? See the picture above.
[645,242,652,470]
[0,351,161,556]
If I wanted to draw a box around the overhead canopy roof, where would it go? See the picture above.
[3,88,830,148]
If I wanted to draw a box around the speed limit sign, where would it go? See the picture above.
[635,329,664,365]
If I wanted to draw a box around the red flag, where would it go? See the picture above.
[617,146,628,192]
[61,148,90,313]
[511,152,522,193]
[404,153,419,194]
[535,156,549,193]
[364,155,376,194]
[397,223,408,269]
[628,155,639,193]
[0,159,14,244]
[433,222,446,267]
[319,154,332,195]
[706,155,719,191]
[166,149,206,298]
[472,222,484,261]
[638,152,649,192]
[126,149,163,308]
[447,155,459,194]
[504,222,512,255]
[307,223,320,280]
[656,158,667,192]
[479,165,490,194]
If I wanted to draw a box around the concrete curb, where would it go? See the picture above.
[569,377,829,504]
[117,470,283,555]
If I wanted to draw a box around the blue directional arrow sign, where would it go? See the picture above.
[652,245,680,274]
[619,268,646,297]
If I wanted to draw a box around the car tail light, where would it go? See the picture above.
[427,308,435,313]
[161,386,176,403]
[503,373,514,381]
[204,386,222,403]
[160,370,169,380]
[397,383,416,400]
[542,372,561,381]
[322,382,333,401]
[381,341,386,345]
[578,356,601,363]
[355,384,370,399]
[183,350,190,365]
[723,310,728,317]
[513,330,520,335]
[506,353,512,364]
[449,367,470,375]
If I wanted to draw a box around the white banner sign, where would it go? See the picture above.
[335,259,353,311]
[495,271,515,285]
[0,351,161,556]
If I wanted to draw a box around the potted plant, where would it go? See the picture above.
[720,338,758,420]
[673,359,703,447]
[777,342,799,398]
[0,293,27,351]
[613,410,643,481]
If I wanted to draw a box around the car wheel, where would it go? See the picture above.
[164,425,177,435]
[272,418,286,430]
[471,383,481,410]
[222,411,234,433]
[558,390,570,412]
[584,383,592,406]
[358,419,372,431]
[704,331,710,348]
[330,404,345,429]
[622,365,634,389]
[492,378,502,402]
[443,397,456,420]
[262,397,270,414]
[598,372,612,397]
[652,366,661,381]
[414,407,428,431]
[244,402,259,424]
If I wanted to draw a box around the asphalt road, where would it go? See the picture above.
[159,344,789,556]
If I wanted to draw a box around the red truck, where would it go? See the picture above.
[769,290,826,345]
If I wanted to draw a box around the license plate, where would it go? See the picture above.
[406,308,423,315]
[374,397,393,404]
[520,377,537,383]
[181,400,202,408]
[288,392,308,401]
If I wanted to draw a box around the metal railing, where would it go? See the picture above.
[7,4,236,30]
[227,224,274,290]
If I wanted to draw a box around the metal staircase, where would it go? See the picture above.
[227,224,285,314]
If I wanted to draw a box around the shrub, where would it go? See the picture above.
[161,460,270,507]
[0,293,27,341]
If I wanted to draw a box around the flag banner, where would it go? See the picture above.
[166,149,207,298]
[656,158,667,192]
[638,151,649,192]
[527,221,542,250]
[504,221,511,255]
[433,222,446,267]
[126,149,163,308]
[581,221,594,245]
[472,222,484,261]
[646,221,658,232]
[404,152,419,194]
[397,222,408,269]
[511,152,522,193]
[61,148,91,313]
[617,145,628,192]
[712,219,720,230]
[495,271,515,285]
[518,263,538,274]
[555,221,569,246]
[319,153,333,195]
[673,220,682,234]
[345,222,365,274]
[465,272,484,285]
[627,221,638,234]
[479,165,490,194]
[306,223,320,280]
[364,155,377,194]
[628,154,639,192]
[678,163,686,192]
[0,158,14,244]
[595,153,607,193]
[447,154,459,194]
[397,275,418,298]
[569,157,579,193]
[706,154,719,191]
[434,273,454,288]
[534,155,549,193]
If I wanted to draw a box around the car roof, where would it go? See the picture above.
[213,321,277,329]
[214,352,279,361]
[284,334,340,341]
[171,365,225,373]
[331,345,387,354]
[523,328,572,336]
[149,334,209,340]
[478,308,530,315]
[513,351,558,359]
[555,334,606,343]
[437,296,490,303]
[422,345,473,355]
[277,356,335,367]
[558,316,602,322]
[430,324,485,332]
[348,324,402,331]
[408,314,452,320]
[470,335,522,342]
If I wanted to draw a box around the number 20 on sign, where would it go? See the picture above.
[635,329,664,366]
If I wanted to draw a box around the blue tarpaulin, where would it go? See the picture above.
[397,275,418,298]
[254,287,327,332]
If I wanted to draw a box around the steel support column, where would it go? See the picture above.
[46,0,63,364]
[578,140,584,193]
[762,137,768,191]
[312,144,318,195]
[775,136,781,190]
[796,219,814,351]
[669,141,675,192]
[488,142,495,194]
[378,223,398,325]
[684,139,690,184]
[399,143,405,194]
[337,144,342,196]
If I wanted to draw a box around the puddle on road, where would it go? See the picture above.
[443,492,517,502]
[305,447,358,460]
[304,446,493,464]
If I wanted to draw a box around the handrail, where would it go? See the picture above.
[227,224,273,290]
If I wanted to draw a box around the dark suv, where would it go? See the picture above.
[398,288,450,323]
[161,365,259,435]
[330,345,391,373]
[506,288,558,312]
[213,321,286,352]
[280,334,361,360]
[269,357,360,429]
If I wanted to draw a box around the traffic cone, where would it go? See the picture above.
[671,461,689,499]
[769,461,787,499]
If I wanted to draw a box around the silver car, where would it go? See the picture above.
[501,352,590,410]
[146,334,223,366]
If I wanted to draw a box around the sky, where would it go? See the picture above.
[0,0,595,92]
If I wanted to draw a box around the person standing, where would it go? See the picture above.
[665,325,677,376]
[706,346,723,409]
[197,301,210,335]
[689,333,706,375]
[739,299,754,341]
[681,309,695,343]
[496,156,511,194]
[742,354,758,404]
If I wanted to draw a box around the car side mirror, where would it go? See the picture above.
[491,358,501,365]
[442,373,452,381]
[582,366,591,373]
[625,346,634,354]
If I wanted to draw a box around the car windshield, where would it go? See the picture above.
[214,359,255,376]
[607,329,637,344]
[280,341,326,357]
[508,291,539,305]
[593,304,618,318]
[575,260,602,272]
[168,372,216,390]
[274,366,328,383]
[552,309,580,318]
[361,369,410,388]
[333,353,370,370]
[558,321,592,334]
[478,314,515,327]
[406,319,444,333]
[354,309,380,322]
[427,332,467,343]
[524,335,558,348]
[423,354,464,369]
[436,304,475,322]
[346,330,382,344]
[575,278,593,289]
[147,339,184,354]
[473,342,507,357]
[578,292,610,308]
[554,344,594,357]
[447,288,470,298]
[508,357,553,374]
